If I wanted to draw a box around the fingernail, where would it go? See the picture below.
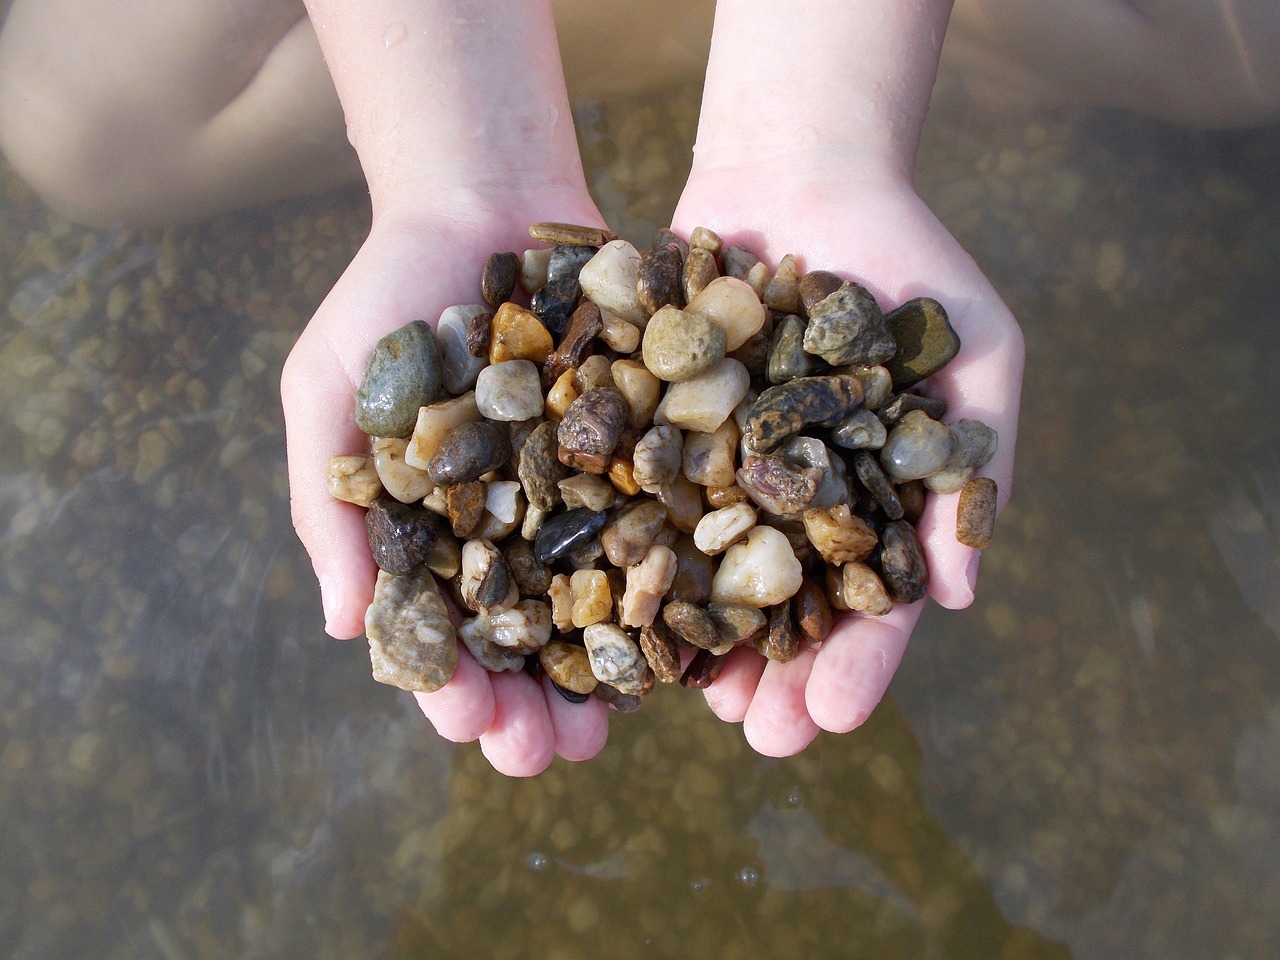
[321,583,340,636]
[965,550,981,594]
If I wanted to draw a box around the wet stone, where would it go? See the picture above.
[763,254,802,314]
[489,302,554,365]
[465,309,493,358]
[803,504,878,565]
[601,499,668,568]
[880,409,958,481]
[683,419,740,488]
[737,454,821,516]
[570,569,613,628]
[638,243,684,316]
[543,301,602,388]
[529,221,617,247]
[793,578,833,644]
[668,535,715,604]
[505,539,553,596]
[459,619,528,673]
[710,525,804,607]
[354,320,445,438]
[427,421,511,484]
[924,419,998,494]
[595,682,648,711]
[766,314,816,384]
[540,641,599,694]
[852,450,904,520]
[685,277,767,351]
[680,649,725,689]
[883,297,961,389]
[682,246,719,302]
[652,226,689,257]
[481,252,520,307]
[956,476,998,549]
[846,365,894,411]
[662,600,723,652]
[574,353,615,394]
[611,359,662,428]
[547,243,598,283]
[558,472,616,511]
[831,408,888,450]
[373,437,434,503]
[530,276,581,339]
[779,436,848,509]
[638,621,683,683]
[620,544,679,627]
[842,562,893,616]
[534,507,608,564]
[705,483,750,508]
[599,314,641,353]
[366,498,442,575]
[642,305,726,382]
[444,480,487,538]
[744,375,864,453]
[880,520,928,603]
[707,602,767,648]
[558,447,611,475]
[557,386,629,456]
[438,305,490,393]
[460,538,517,613]
[877,392,948,426]
[327,454,383,507]
[689,225,723,254]
[656,474,704,534]
[583,623,651,695]
[475,359,544,421]
[755,600,798,663]
[366,568,458,692]
[522,247,552,293]
[897,478,927,524]
[798,270,844,316]
[803,282,897,367]
[517,420,566,511]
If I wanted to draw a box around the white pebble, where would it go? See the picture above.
[710,525,804,607]
[693,502,758,555]
[475,359,544,421]
[578,240,647,326]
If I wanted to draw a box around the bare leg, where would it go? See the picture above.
[944,0,1280,127]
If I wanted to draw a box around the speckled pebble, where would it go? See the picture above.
[354,320,444,438]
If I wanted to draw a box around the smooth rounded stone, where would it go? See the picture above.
[366,498,442,575]
[366,567,458,692]
[372,436,433,503]
[694,502,758,555]
[831,408,888,450]
[437,305,491,394]
[668,534,714,604]
[685,277,767,351]
[689,225,723,254]
[897,478,927,524]
[405,391,481,469]
[543,300,603,388]
[583,623,651,695]
[680,648,725,688]
[880,520,928,603]
[803,504,878,565]
[797,270,844,317]
[458,621,527,673]
[530,276,581,339]
[641,305,727,382]
[793,578,833,644]
[729,327,773,379]
[558,472,616,511]
[656,474,704,534]
[956,476,998,549]
[780,436,849,510]
[610,360,661,428]
[354,320,444,438]
[444,480,487,537]
[707,601,767,647]
[682,418,739,487]
[682,246,720,302]
[719,244,758,281]
[599,314,641,353]
[638,621,682,683]
[841,364,893,411]
[328,454,383,507]
[652,227,689,256]
[504,539,552,595]
[924,419,998,493]
[607,456,641,497]
[476,599,551,653]
[481,252,520,307]
[476,358,545,422]
[558,386,629,457]
[621,544,679,627]
[529,221,617,247]
[737,454,820,516]
[465,308,493,357]
[880,409,958,481]
[826,566,850,611]
[488,303,554,366]
[632,424,684,494]
[423,534,462,579]
[545,368,579,419]
[460,538,517,613]
[763,254,802,313]
[743,375,864,453]
[573,353,615,394]
[600,500,667,568]
[710,525,804,608]
[483,480,523,524]
[878,392,948,426]
[653,357,750,433]
[662,600,724,652]
[754,600,798,663]
[852,450,904,520]
[803,282,896,367]
[578,239,647,325]
[540,641,599,695]
[521,247,552,294]
[842,562,893,616]
[638,243,683,316]
[426,421,511,484]
[883,297,961,388]
[516,420,565,512]
[766,314,815,384]
[570,569,613,628]
[547,243,598,283]
[705,482,750,508]
[745,261,772,299]
[534,507,608,564]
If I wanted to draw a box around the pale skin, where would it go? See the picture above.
[0,0,1275,775]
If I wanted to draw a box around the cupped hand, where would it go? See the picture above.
[671,164,1024,756]
[281,196,610,776]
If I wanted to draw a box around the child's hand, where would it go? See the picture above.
[282,200,613,776]
[672,165,1024,756]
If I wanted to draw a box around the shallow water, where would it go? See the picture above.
[2,63,1278,960]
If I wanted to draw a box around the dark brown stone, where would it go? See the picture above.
[853,450,904,520]
[680,649,725,688]
[365,497,442,576]
[682,246,719,302]
[755,599,799,663]
[517,420,566,511]
[793,579,833,644]
[481,252,520,308]
[557,386,629,456]
[426,421,511,485]
[465,309,493,358]
[638,243,684,315]
[880,520,928,603]
[529,221,617,246]
[744,375,864,453]
[638,620,683,683]
[662,600,721,651]
[798,270,844,317]
[543,300,603,388]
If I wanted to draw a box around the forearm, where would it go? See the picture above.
[302,0,585,216]
[692,0,954,182]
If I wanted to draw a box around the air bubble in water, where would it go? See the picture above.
[526,851,549,872]
[737,865,761,887]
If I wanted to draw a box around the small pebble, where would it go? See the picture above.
[529,221,617,247]
[578,239,647,325]
[583,623,652,695]
[327,454,383,507]
[474,359,544,421]
[540,641,599,694]
[426,421,511,484]
[558,386,629,456]
[354,320,444,438]
[642,305,727,382]
[366,567,458,692]
[437,305,490,393]
[489,302,554,365]
[637,243,683,316]
[879,520,928,603]
[444,480,487,537]
[710,525,804,608]
[365,498,442,576]
[883,297,961,388]
[879,409,958,481]
[685,277,767,351]
[534,507,608,564]
[802,282,897,367]
[956,476,998,549]
[653,357,750,433]
[481,252,520,307]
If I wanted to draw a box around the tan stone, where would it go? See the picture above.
[489,302,554,365]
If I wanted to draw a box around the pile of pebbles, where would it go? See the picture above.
[328,222,998,709]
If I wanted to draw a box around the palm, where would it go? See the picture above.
[672,170,1024,756]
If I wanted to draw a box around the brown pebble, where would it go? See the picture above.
[680,648,725,688]
[798,270,844,317]
[689,226,723,254]
[956,476,998,549]
[662,600,722,652]
[638,620,683,683]
[793,578,833,644]
[668,535,715,604]
[754,599,798,663]
[705,483,750,508]
[543,300,603,388]
[638,243,684,316]
[682,246,719,302]
[465,309,493,358]
[444,480,487,538]
[481,252,520,307]
[529,221,617,246]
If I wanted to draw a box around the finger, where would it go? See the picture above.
[805,602,921,733]
[478,670,557,777]
[412,647,496,743]
[702,645,766,723]
[540,676,609,762]
[741,646,822,757]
